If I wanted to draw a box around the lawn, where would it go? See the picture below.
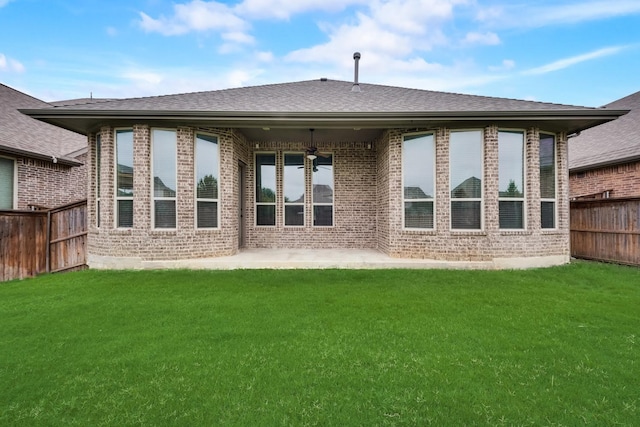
[0,261,638,426]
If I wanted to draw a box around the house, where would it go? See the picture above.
[0,83,87,210]
[22,74,626,269]
[569,90,640,199]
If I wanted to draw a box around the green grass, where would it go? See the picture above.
[0,261,638,426]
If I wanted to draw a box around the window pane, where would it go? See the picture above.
[541,202,555,229]
[117,200,133,228]
[499,201,523,229]
[405,201,434,229]
[153,129,177,197]
[197,201,218,228]
[498,131,524,198]
[313,155,333,203]
[451,201,481,229]
[540,134,556,199]
[0,157,15,209]
[256,154,276,203]
[403,134,434,199]
[284,154,304,203]
[314,206,333,227]
[285,205,304,226]
[154,200,176,228]
[196,134,219,199]
[450,131,482,199]
[116,130,134,197]
[256,205,275,226]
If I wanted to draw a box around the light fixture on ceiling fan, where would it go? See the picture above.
[306,128,318,160]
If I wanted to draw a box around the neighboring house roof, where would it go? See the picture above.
[0,83,86,165]
[452,176,482,198]
[569,90,640,171]
[22,79,626,140]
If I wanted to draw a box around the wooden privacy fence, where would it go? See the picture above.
[0,200,87,282]
[570,197,640,266]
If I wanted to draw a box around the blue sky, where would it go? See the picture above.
[1,0,639,107]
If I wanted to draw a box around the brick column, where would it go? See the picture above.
[526,128,541,231]
[133,124,150,231]
[483,126,499,233]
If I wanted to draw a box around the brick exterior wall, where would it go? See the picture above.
[86,124,570,263]
[11,153,87,210]
[569,160,640,199]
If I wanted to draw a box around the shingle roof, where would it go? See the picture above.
[0,83,86,164]
[569,90,640,171]
[49,79,596,113]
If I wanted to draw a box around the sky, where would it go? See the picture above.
[1,0,639,107]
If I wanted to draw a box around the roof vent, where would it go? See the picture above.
[352,52,361,92]
[320,77,327,82]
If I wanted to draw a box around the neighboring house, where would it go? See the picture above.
[22,77,625,268]
[569,91,640,199]
[0,83,87,210]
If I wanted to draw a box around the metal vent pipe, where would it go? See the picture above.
[352,52,361,92]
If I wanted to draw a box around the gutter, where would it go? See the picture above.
[0,144,84,166]
[569,154,640,173]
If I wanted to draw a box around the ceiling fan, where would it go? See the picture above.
[299,129,331,172]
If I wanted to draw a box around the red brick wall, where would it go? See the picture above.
[570,160,640,199]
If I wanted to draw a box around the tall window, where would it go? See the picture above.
[540,133,557,229]
[256,153,276,226]
[450,130,483,230]
[95,134,101,227]
[195,133,219,228]
[313,154,334,226]
[115,129,134,228]
[152,129,177,229]
[0,156,15,209]
[403,133,435,229]
[284,153,305,226]
[498,130,525,229]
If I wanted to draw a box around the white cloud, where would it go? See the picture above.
[488,59,515,71]
[523,46,625,75]
[0,53,25,73]
[0,0,13,7]
[462,31,500,45]
[106,26,118,37]
[236,0,367,20]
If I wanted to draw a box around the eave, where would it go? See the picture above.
[0,144,83,166]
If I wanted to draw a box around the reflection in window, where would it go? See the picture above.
[152,129,177,229]
[256,153,276,226]
[284,153,305,226]
[403,133,435,229]
[313,154,333,226]
[116,129,133,228]
[450,130,483,230]
[540,133,556,229]
[498,130,525,229]
[195,133,219,228]
[0,156,15,209]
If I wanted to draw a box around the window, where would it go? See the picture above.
[284,153,305,226]
[0,156,15,209]
[152,129,177,229]
[256,153,276,226]
[403,133,435,229]
[450,130,483,230]
[540,133,556,229]
[95,134,101,227]
[115,129,134,228]
[313,154,334,226]
[195,133,219,228]
[498,130,525,229]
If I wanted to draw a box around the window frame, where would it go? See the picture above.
[151,128,178,230]
[95,133,101,228]
[194,132,220,229]
[498,129,526,230]
[255,152,277,227]
[539,132,558,230]
[312,152,334,227]
[283,152,306,227]
[0,155,17,210]
[114,128,134,229]
[449,129,484,231]
[402,131,436,230]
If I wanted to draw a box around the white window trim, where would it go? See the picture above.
[255,152,277,227]
[283,152,305,227]
[194,132,220,230]
[498,129,526,230]
[114,128,133,229]
[312,152,335,227]
[151,128,178,230]
[402,131,436,231]
[449,129,484,231]
[540,132,558,230]
[0,155,17,210]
